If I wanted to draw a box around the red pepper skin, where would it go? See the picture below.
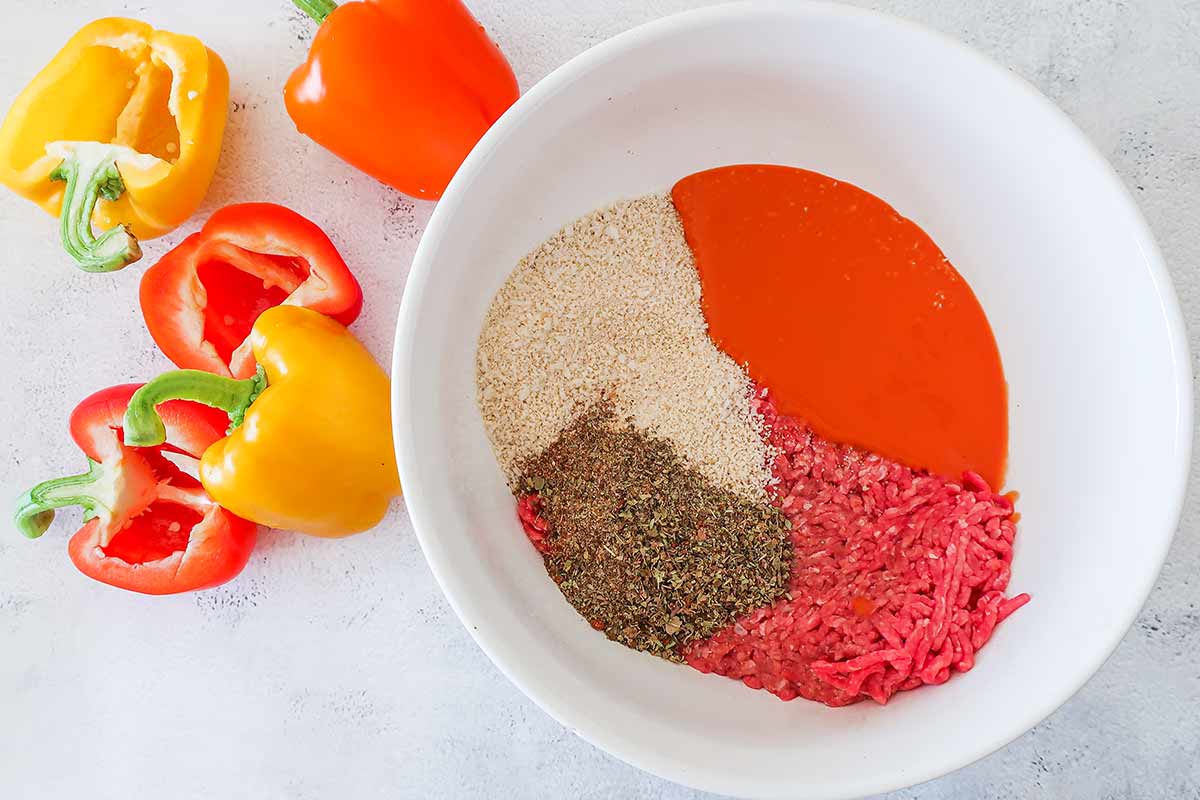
[21,385,257,595]
[67,507,255,595]
[139,203,363,379]
[69,383,227,461]
[285,0,520,200]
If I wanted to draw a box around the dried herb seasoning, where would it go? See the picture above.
[519,401,791,661]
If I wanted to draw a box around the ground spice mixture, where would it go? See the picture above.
[518,402,791,661]
[476,194,771,498]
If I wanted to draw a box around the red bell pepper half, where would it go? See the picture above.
[14,384,257,595]
[140,202,363,379]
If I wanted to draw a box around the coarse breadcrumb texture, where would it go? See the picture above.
[476,194,772,498]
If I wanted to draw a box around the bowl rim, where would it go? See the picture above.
[392,2,1193,797]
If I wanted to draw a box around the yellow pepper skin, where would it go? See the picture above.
[124,306,401,537]
[0,18,229,270]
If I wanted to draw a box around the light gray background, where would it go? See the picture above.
[0,1,1196,798]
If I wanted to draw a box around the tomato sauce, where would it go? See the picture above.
[671,164,1007,488]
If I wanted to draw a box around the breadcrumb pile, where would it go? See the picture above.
[476,194,771,498]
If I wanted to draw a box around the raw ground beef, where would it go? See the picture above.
[517,494,552,554]
[516,391,1028,707]
[684,393,1029,706]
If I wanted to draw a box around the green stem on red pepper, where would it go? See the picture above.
[124,367,267,446]
[293,0,338,25]
[47,142,144,272]
[14,459,109,539]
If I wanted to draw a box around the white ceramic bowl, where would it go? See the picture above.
[392,3,1191,797]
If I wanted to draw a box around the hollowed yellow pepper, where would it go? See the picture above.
[0,18,229,272]
[123,306,401,537]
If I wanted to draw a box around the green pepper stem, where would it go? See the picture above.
[48,142,143,272]
[124,367,267,447]
[293,0,338,24]
[14,460,105,539]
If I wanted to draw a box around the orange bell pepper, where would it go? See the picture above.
[285,0,519,200]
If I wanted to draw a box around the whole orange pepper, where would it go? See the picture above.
[285,0,519,201]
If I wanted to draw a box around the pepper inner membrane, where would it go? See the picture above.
[102,502,202,563]
[197,254,301,363]
[101,444,204,563]
[12,43,181,168]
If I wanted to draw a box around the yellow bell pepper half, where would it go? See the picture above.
[0,18,229,272]
[123,306,401,538]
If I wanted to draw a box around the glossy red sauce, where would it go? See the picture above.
[672,164,1007,488]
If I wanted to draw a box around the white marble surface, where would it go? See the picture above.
[0,1,1197,798]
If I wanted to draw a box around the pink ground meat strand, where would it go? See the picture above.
[684,393,1029,706]
[517,494,552,554]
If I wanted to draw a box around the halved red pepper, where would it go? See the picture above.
[139,202,363,379]
[14,384,257,595]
